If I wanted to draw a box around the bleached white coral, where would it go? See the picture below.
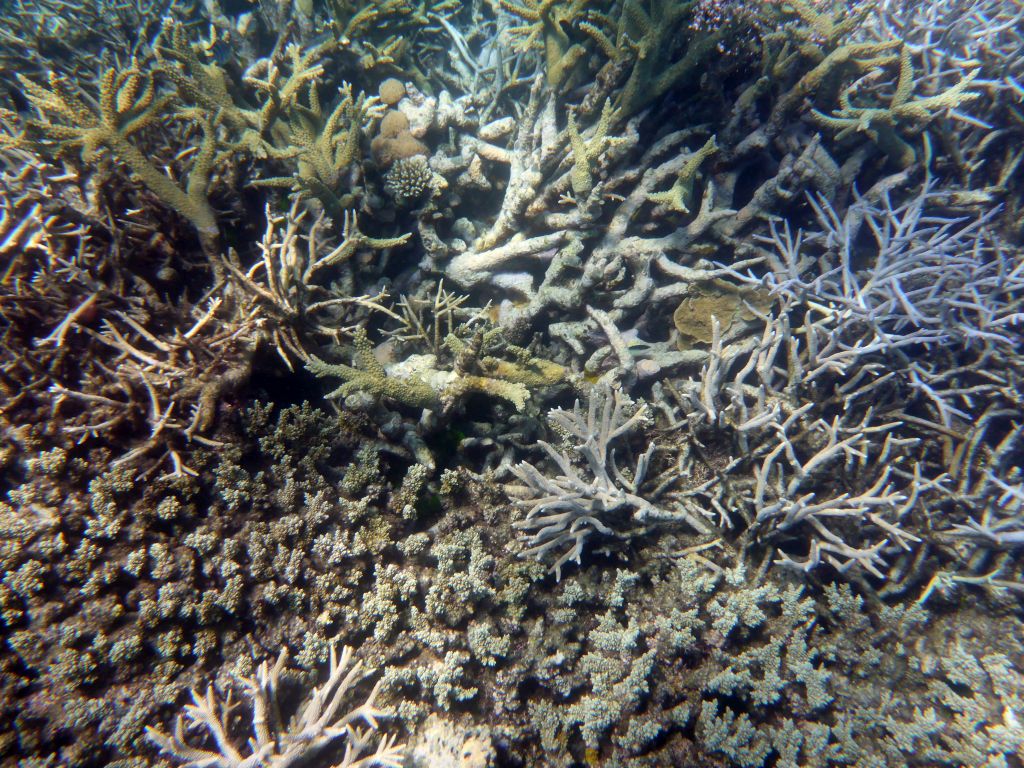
[510,385,712,579]
[146,643,405,768]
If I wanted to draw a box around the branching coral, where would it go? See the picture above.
[2,0,1024,766]
[223,200,410,367]
[510,385,712,579]
[610,0,725,120]
[498,0,591,89]
[728,4,901,159]
[8,66,221,250]
[253,82,385,211]
[0,142,257,478]
[307,317,564,417]
[743,184,1021,355]
[812,46,982,167]
[147,643,406,768]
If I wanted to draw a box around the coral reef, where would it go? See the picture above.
[1,0,1023,766]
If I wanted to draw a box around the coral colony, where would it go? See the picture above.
[2,0,1024,765]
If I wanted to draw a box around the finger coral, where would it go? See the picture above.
[2,0,1024,766]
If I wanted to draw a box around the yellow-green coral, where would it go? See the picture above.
[780,0,871,52]
[309,321,564,414]
[159,22,384,211]
[812,46,981,168]
[648,136,718,213]
[568,99,625,198]
[612,0,722,120]
[499,0,591,89]
[447,331,566,404]
[10,66,220,250]
[253,83,382,211]
[157,22,330,159]
[752,38,901,147]
[325,0,456,81]
[308,327,440,409]
[327,0,459,40]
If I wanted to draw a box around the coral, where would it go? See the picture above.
[254,82,384,212]
[371,109,430,167]
[378,77,406,106]
[384,155,438,205]
[671,278,768,347]
[510,385,711,578]
[307,296,564,420]
[147,643,406,767]
[408,714,494,768]
[222,200,410,366]
[648,136,718,214]
[0,397,421,764]
[498,0,590,89]
[308,327,448,410]
[729,15,901,158]
[9,66,220,250]
[812,46,982,167]
[2,1,1023,767]
[567,99,624,198]
[610,0,725,120]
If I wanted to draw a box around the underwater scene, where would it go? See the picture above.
[1,0,1023,765]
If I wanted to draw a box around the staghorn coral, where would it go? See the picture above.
[408,714,494,768]
[0,0,178,78]
[222,200,410,367]
[307,319,564,418]
[2,1,1024,767]
[727,3,901,159]
[498,0,591,89]
[308,326,443,411]
[510,385,712,579]
[863,0,1024,236]
[323,0,462,81]
[566,99,625,198]
[812,45,982,168]
[147,643,406,768]
[252,81,385,212]
[0,142,257,478]
[648,135,718,214]
[608,0,726,121]
[7,65,221,251]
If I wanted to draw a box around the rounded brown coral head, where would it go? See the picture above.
[379,109,411,139]
[379,78,406,107]
[371,127,428,167]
